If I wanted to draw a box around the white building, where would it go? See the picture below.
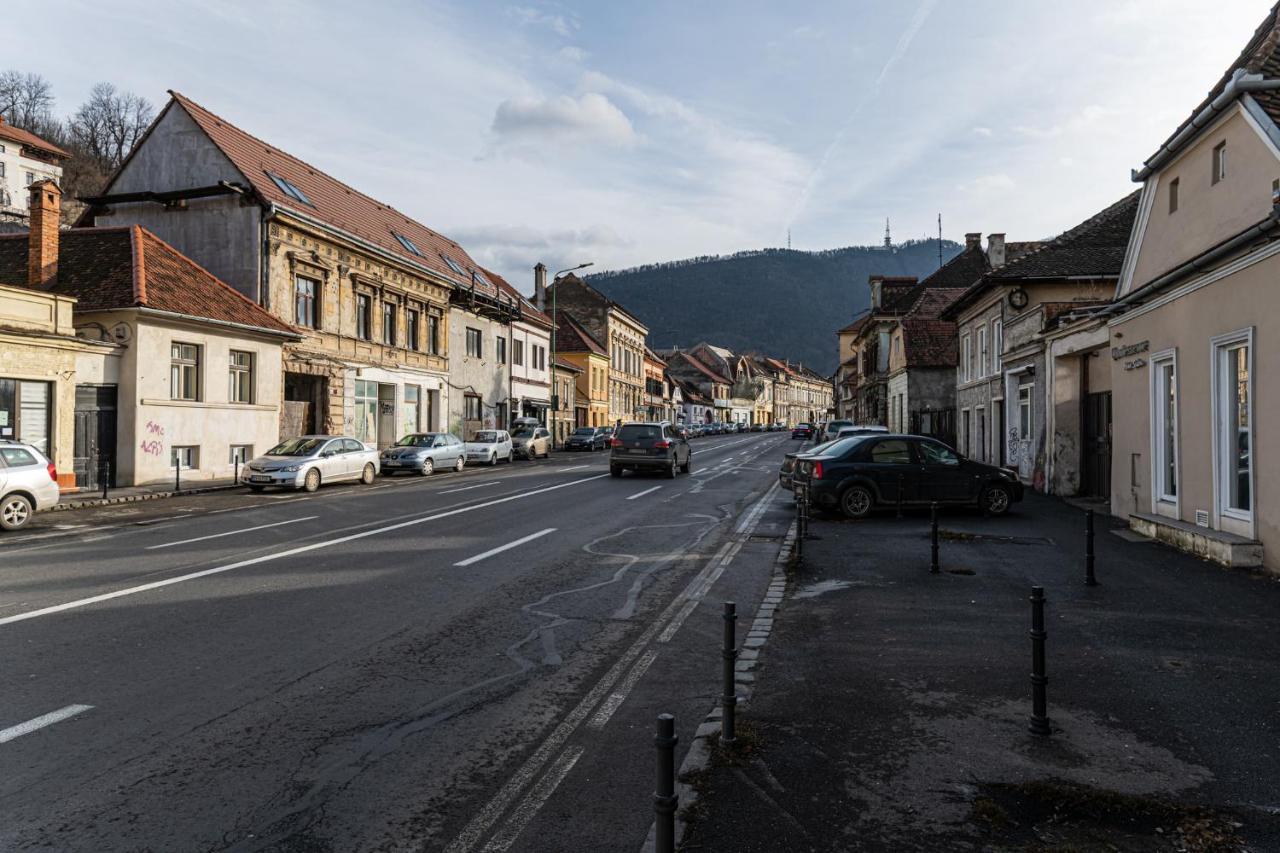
[491,268,552,427]
[0,117,66,218]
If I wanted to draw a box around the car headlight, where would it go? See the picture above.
[282,465,301,472]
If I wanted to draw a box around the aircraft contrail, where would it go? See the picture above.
[786,0,938,234]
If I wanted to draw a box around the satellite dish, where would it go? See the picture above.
[110,322,133,344]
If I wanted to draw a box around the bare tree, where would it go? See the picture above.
[0,70,57,134]
[67,82,154,170]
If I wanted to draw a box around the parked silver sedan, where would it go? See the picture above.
[379,432,467,476]
[244,436,379,492]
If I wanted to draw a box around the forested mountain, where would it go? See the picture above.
[586,239,962,375]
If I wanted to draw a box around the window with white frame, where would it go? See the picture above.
[228,350,254,404]
[977,326,988,378]
[1213,330,1252,520]
[171,446,199,469]
[171,342,201,401]
[229,445,253,465]
[466,327,482,358]
[1151,351,1178,504]
[992,319,1003,372]
[961,334,972,382]
[1017,384,1033,440]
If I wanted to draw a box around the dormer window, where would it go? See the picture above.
[393,232,424,257]
[1168,177,1179,213]
[265,171,314,206]
[1212,142,1226,185]
[441,254,468,277]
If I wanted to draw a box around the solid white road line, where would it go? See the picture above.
[480,745,585,852]
[0,704,93,744]
[440,482,502,495]
[626,486,663,501]
[0,475,607,629]
[587,649,658,730]
[558,464,590,472]
[145,516,319,550]
[454,528,556,567]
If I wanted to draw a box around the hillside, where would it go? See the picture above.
[585,240,962,376]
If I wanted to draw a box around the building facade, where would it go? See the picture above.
[554,311,611,429]
[0,117,66,220]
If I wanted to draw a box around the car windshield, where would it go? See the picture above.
[617,425,661,441]
[573,428,595,435]
[396,434,438,447]
[472,431,499,443]
[266,438,326,456]
[813,436,872,458]
[796,423,811,429]
[512,429,533,438]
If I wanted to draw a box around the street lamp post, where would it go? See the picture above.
[549,262,593,448]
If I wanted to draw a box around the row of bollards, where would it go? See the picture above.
[927,506,1100,589]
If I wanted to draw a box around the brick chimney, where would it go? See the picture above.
[534,262,547,312]
[965,232,982,250]
[987,233,1006,268]
[28,180,61,289]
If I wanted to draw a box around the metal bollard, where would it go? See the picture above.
[1028,586,1050,736]
[722,602,738,747]
[100,458,109,500]
[930,502,940,574]
[654,713,679,853]
[234,457,240,487]
[175,456,181,492]
[896,473,904,518]
[1085,509,1098,586]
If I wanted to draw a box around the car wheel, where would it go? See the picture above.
[360,463,376,485]
[489,453,498,466]
[681,454,692,474]
[421,458,435,476]
[455,457,465,473]
[303,468,321,493]
[610,465,622,478]
[665,458,677,479]
[980,484,1012,516]
[506,451,513,463]
[0,494,33,531]
[839,485,874,519]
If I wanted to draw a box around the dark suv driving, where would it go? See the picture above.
[610,422,691,478]
[791,433,1023,518]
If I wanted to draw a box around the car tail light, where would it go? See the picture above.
[47,462,57,482]
[610,438,623,448]
[653,440,671,449]
[812,461,824,480]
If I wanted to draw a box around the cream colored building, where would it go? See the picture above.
[1107,11,1280,570]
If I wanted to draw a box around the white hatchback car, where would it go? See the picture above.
[0,441,61,531]
[465,430,514,466]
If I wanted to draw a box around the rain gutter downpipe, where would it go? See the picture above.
[1133,69,1280,182]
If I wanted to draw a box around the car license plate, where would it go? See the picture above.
[627,448,647,454]
[250,475,270,483]
[383,460,401,467]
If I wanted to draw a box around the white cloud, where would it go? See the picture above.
[961,174,1017,195]
[971,126,993,138]
[506,5,578,38]
[557,45,587,63]
[491,92,636,146]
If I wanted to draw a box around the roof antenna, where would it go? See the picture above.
[938,213,943,270]
[884,218,892,250]
[787,229,791,251]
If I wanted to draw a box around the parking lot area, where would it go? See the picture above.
[683,493,1280,851]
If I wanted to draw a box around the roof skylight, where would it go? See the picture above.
[441,254,467,277]
[265,171,314,206]
[393,232,424,257]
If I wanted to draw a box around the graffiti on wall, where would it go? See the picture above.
[139,420,165,457]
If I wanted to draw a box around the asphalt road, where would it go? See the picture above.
[0,431,798,852]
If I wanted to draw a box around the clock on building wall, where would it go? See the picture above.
[1008,288,1029,310]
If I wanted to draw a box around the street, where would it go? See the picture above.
[1,431,795,852]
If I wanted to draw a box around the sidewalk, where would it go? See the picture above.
[681,493,1280,851]
[54,477,241,511]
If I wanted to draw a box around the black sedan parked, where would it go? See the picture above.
[565,426,609,451]
[791,434,1023,518]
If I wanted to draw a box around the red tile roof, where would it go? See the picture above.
[0,226,297,336]
[153,92,496,298]
[553,310,607,356]
[669,350,732,385]
[0,118,68,159]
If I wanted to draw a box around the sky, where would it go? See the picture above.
[9,0,1272,290]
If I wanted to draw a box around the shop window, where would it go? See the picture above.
[354,379,378,445]
[1151,352,1179,505]
[1213,331,1252,520]
[0,379,51,451]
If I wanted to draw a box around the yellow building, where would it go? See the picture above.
[554,312,611,428]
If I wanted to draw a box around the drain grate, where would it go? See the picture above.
[938,530,1054,546]
[748,534,782,542]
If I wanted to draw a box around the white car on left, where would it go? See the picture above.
[465,429,514,466]
[0,440,60,531]
[243,435,380,492]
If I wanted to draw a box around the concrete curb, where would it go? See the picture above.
[50,482,242,512]
[641,518,798,853]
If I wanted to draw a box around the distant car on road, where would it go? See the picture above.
[379,432,466,476]
[512,426,552,459]
[610,421,691,478]
[565,426,609,451]
[791,423,814,440]
[821,420,854,442]
[246,436,380,492]
[465,430,513,466]
[836,425,889,439]
[791,434,1024,519]
[0,440,59,531]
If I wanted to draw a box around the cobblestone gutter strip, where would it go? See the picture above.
[640,518,798,853]
[50,482,242,512]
